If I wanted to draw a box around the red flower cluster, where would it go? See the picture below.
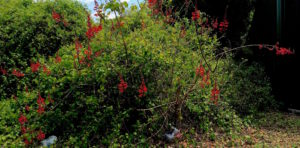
[148,0,157,8]
[37,94,45,114]
[0,67,7,75]
[21,126,27,134]
[212,19,218,29]
[196,64,210,88]
[37,130,45,141]
[212,18,229,32]
[52,10,68,26]
[95,49,103,57]
[196,64,205,77]
[116,21,125,28]
[24,138,30,145]
[118,75,128,93]
[192,9,200,21]
[86,25,102,39]
[30,61,40,73]
[12,69,24,77]
[55,51,62,63]
[94,49,104,57]
[25,105,30,111]
[259,42,294,56]
[52,10,61,23]
[84,46,93,61]
[18,114,28,125]
[276,47,294,56]
[210,82,220,105]
[43,65,51,75]
[219,18,229,32]
[86,14,102,40]
[138,78,147,97]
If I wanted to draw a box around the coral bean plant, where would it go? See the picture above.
[0,0,295,147]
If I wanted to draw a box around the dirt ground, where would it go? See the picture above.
[171,112,300,147]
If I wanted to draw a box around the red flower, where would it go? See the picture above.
[276,47,294,56]
[86,14,103,40]
[25,105,30,111]
[75,39,82,54]
[37,94,45,105]
[212,18,218,29]
[148,0,157,8]
[43,65,51,75]
[62,20,69,27]
[94,49,104,57]
[218,18,229,32]
[25,86,29,93]
[12,69,25,77]
[55,51,62,63]
[86,25,102,39]
[118,75,128,93]
[18,114,27,125]
[84,45,93,61]
[200,81,205,88]
[79,55,86,65]
[196,64,205,77]
[116,21,124,28]
[21,126,27,134]
[24,138,30,145]
[204,71,210,84]
[30,61,40,73]
[138,78,147,97]
[110,21,114,31]
[0,67,7,75]
[37,130,45,141]
[37,105,45,114]
[210,82,220,105]
[192,9,200,21]
[52,10,61,23]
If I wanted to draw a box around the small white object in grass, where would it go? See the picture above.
[165,126,180,141]
[41,135,57,147]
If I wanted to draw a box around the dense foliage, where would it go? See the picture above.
[223,62,276,115]
[0,0,87,99]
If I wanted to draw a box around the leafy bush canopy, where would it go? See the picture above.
[0,0,87,99]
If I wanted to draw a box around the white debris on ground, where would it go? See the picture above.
[41,135,57,147]
[165,126,181,142]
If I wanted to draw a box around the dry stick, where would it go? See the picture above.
[212,44,275,72]
[136,101,177,111]
[194,23,213,73]
[216,44,275,58]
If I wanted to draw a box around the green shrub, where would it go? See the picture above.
[0,0,87,99]
[223,61,276,115]
[0,1,276,147]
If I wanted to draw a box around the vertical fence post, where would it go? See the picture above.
[276,0,282,41]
